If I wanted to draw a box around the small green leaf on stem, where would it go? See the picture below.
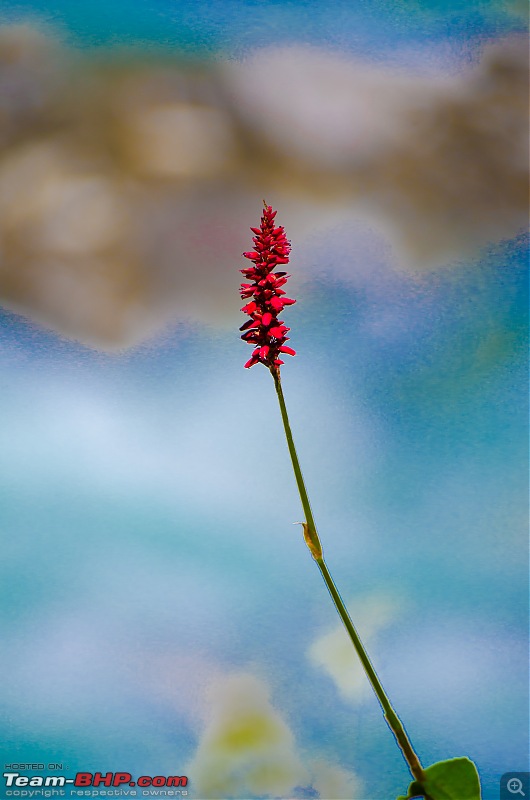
[396,779,424,800]
[397,757,481,800]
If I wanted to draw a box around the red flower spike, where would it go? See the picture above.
[240,204,296,371]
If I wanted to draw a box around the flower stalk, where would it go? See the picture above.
[271,367,426,786]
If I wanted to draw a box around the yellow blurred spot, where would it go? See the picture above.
[212,711,284,754]
[186,673,307,797]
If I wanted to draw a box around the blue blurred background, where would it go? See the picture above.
[0,2,527,799]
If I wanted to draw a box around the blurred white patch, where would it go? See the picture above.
[223,46,449,168]
[309,758,364,800]
[186,672,363,799]
[308,594,401,701]
[0,364,378,546]
[186,673,308,798]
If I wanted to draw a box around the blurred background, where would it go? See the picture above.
[0,1,527,799]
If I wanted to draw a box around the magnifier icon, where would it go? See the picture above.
[508,778,526,796]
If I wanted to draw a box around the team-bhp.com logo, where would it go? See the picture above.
[3,772,188,797]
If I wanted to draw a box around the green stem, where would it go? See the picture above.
[271,367,426,786]
[271,367,319,549]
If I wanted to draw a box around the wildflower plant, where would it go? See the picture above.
[239,203,482,800]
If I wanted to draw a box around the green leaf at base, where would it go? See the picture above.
[396,757,481,800]
[397,779,424,800]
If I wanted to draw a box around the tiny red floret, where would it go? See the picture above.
[240,204,296,370]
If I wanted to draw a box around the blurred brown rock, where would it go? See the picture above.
[0,25,526,347]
